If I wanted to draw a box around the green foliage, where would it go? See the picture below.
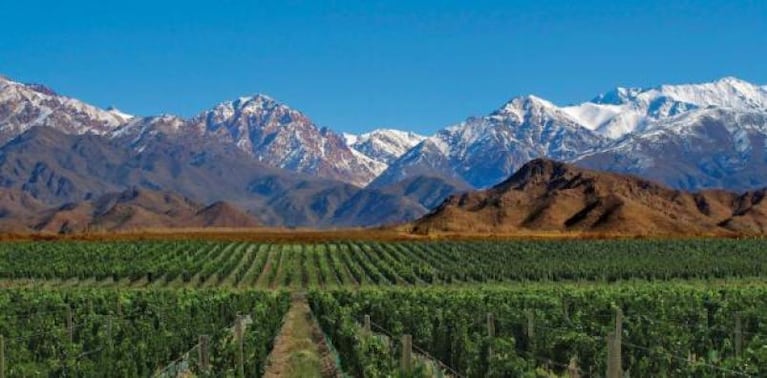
[2,239,767,287]
[310,284,767,377]
[0,288,289,377]
[2,238,767,375]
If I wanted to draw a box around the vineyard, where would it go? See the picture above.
[1,239,767,288]
[310,284,767,376]
[0,239,766,377]
[0,288,289,376]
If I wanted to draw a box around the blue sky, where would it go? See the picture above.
[1,0,765,135]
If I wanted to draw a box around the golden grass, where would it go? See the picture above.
[0,225,756,243]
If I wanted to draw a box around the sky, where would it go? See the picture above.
[1,0,765,135]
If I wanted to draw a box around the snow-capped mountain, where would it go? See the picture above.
[373,95,606,188]
[562,76,767,139]
[185,95,385,186]
[345,129,425,165]
[3,73,767,197]
[0,75,131,143]
[0,77,385,187]
[379,77,767,191]
[576,107,767,190]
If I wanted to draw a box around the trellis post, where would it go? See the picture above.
[401,334,412,373]
[363,315,371,335]
[199,335,210,371]
[526,310,535,352]
[607,308,623,378]
[567,356,580,378]
[0,335,5,378]
[487,312,495,358]
[735,312,743,358]
[107,315,113,354]
[66,305,74,342]
[236,315,245,378]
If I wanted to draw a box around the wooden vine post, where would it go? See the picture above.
[486,312,495,359]
[236,315,245,378]
[363,315,371,335]
[734,312,743,358]
[526,310,535,353]
[606,308,623,378]
[567,357,580,378]
[199,335,210,372]
[401,334,412,373]
[107,315,113,354]
[0,335,5,378]
[66,305,74,342]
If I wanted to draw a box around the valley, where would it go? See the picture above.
[3,2,765,376]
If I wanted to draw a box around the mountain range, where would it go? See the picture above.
[375,76,767,191]
[1,74,766,229]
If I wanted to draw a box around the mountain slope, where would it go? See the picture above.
[0,126,428,228]
[412,159,767,235]
[377,175,470,210]
[0,189,47,231]
[576,108,767,191]
[33,188,260,233]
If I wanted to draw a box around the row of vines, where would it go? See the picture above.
[0,288,289,377]
[1,239,767,288]
[310,283,767,377]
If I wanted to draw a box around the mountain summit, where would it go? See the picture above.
[0,76,130,142]
[186,94,385,186]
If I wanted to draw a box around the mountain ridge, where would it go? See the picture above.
[380,76,767,192]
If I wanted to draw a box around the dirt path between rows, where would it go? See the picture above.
[263,293,340,378]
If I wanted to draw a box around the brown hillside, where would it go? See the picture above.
[31,188,261,233]
[192,201,261,228]
[0,189,47,232]
[412,159,767,235]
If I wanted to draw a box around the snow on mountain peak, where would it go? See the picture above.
[500,95,556,111]
[187,93,383,186]
[347,128,426,165]
[0,75,131,140]
[106,106,134,121]
[492,95,562,124]
[562,77,767,139]
[649,77,767,110]
[343,132,359,145]
[234,93,277,107]
[358,128,425,145]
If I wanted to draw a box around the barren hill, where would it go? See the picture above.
[412,159,767,235]
[31,188,260,233]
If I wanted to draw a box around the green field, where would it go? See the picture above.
[2,239,767,288]
[1,239,766,376]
